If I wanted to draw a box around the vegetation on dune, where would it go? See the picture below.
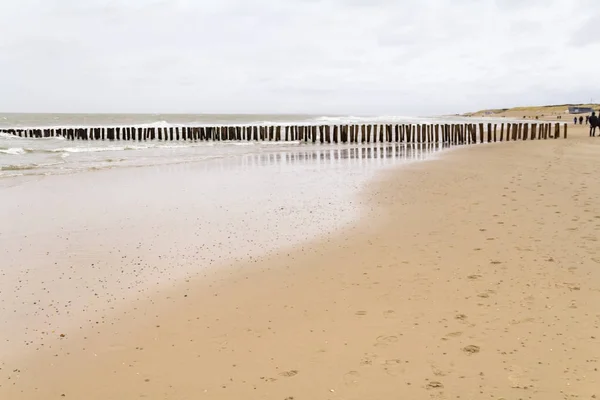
[464,104,600,116]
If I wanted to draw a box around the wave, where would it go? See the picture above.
[1,116,439,131]
[0,147,26,155]
[312,115,426,124]
[1,164,38,171]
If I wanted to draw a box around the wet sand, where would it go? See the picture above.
[2,125,600,399]
[0,144,440,361]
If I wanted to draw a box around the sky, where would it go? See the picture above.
[0,0,599,115]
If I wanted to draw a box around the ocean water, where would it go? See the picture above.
[0,113,494,178]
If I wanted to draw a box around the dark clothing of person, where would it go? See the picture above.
[590,115,599,137]
[574,117,578,124]
[579,116,584,124]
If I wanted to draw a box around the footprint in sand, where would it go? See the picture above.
[279,370,299,378]
[468,275,482,280]
[425,381,444,390]
[343,371,361,386]
[383,359,404,377]
[430,364,448,377]
[375,335,399,347]
[355,311,367,316]
[462,345,481,355]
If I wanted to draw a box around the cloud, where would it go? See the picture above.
[0,0,598,115]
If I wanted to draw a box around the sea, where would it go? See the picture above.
[0,113,500,178]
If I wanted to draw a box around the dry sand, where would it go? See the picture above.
[2,123,600,399]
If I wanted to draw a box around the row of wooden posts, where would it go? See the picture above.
[1,122,567,144]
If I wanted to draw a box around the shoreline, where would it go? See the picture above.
[2,125,599,399]
[0,142,444,364]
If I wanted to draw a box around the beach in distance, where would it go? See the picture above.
[1,111,599,399]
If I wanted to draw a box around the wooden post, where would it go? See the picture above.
[531,124,537,140]
[564,123,568,139]
[554,123,560,139]
[523,124,529,140]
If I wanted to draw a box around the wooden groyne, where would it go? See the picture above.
[0,122,567,144]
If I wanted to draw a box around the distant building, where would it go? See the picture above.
[568,106,594,114]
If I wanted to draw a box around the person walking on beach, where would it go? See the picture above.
[579,116,584,125]
[590,112,599,137]
[574,116,578,125]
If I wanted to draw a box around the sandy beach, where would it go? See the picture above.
[1,122,599,399]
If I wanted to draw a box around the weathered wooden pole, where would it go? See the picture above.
[554,123,560,139]
[564,123,568,139]
[523,124,529,140]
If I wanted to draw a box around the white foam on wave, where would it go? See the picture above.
[51,147,127,153]
[313,115,426,124]
[0,147,26,155]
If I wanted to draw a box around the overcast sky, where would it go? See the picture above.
[0,0,598,115]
